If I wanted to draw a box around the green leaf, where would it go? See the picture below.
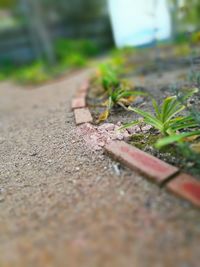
[161,96,185,123]
[182,87,198,101]
[128,107,163,131]
[170,116,198,131]
[152,98,160,119]
[119,120,141,131]
[161,96,176,121]
[155,130,200,148]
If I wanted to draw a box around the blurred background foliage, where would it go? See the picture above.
[0,0,200,85]
[0,0,112,84]
[168,0,200,37]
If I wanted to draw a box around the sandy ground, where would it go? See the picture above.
[0,69,200,267]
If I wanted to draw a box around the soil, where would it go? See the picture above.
[0,68,200,267]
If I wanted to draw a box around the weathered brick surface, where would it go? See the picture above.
[79,80,89,92]
[167,173,200,208]
[76,91,87,98]
[71,97,86,110]
[105,141,178,184]
[74,108,93,125]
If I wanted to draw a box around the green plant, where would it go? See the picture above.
[55,39,99,59]
[62,53,87,68]
[0,72,7,81]
[111,46,136,58]
[55,39,100,70]
[122,88,198,135]
[189,70,200,86]
[153,87,200,174]
[14,61,50,85]
[98,63,121,91]
[95,60,145,122]
[98,85,145,122]
[0,60,15,80]
[174,43,191,57]
[155,130,200,148]
[155,130,200,176]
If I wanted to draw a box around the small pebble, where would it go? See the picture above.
[112,163,121,176]
[0,196,5,203]
[119,190,125,196]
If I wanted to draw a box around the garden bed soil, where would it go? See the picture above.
[87,57,200,179]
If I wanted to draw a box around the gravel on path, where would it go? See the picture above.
[0,70,200,267]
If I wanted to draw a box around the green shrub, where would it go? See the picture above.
[0,39,99,85]
[14,61,50,85]
[62,54,87,68]
[55,39,99,59]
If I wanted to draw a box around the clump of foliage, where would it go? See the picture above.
[123,88,198,136]
[98,83,145,122]
[55,39,99,68]
[0,60,15,81]
[155,87,200,149]
[55,39,99,59]
[94,62,145,122]
[109,47,135,69]
[121,86,200,173]
[61,53,87,68]
[174,43,191,57]
[0,39,100,85]
[189,70,200,87]
[191,31,200,44]
[111,46,136,60]
[14,61,51,85]
[97,63,121,91]
[155,130,200,148]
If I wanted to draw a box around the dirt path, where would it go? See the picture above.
[0,70,200,267]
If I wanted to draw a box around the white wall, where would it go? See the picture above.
[108,0,171,47]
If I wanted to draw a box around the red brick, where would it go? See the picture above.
[74,108,93,125]
[167,173,200,208]
[76,90,87,98]
[105,141,178,184]
[79,80,89,93]
[71,98,86,110]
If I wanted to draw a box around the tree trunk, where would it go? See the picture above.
[21,0,56,65]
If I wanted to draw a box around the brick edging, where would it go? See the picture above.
[72,81,200,209]
[104,140,200,208]
[105,141,179,185]
[71,80,93,125]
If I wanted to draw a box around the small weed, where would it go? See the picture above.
[97,63,121,91]
[98,83,146,122]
